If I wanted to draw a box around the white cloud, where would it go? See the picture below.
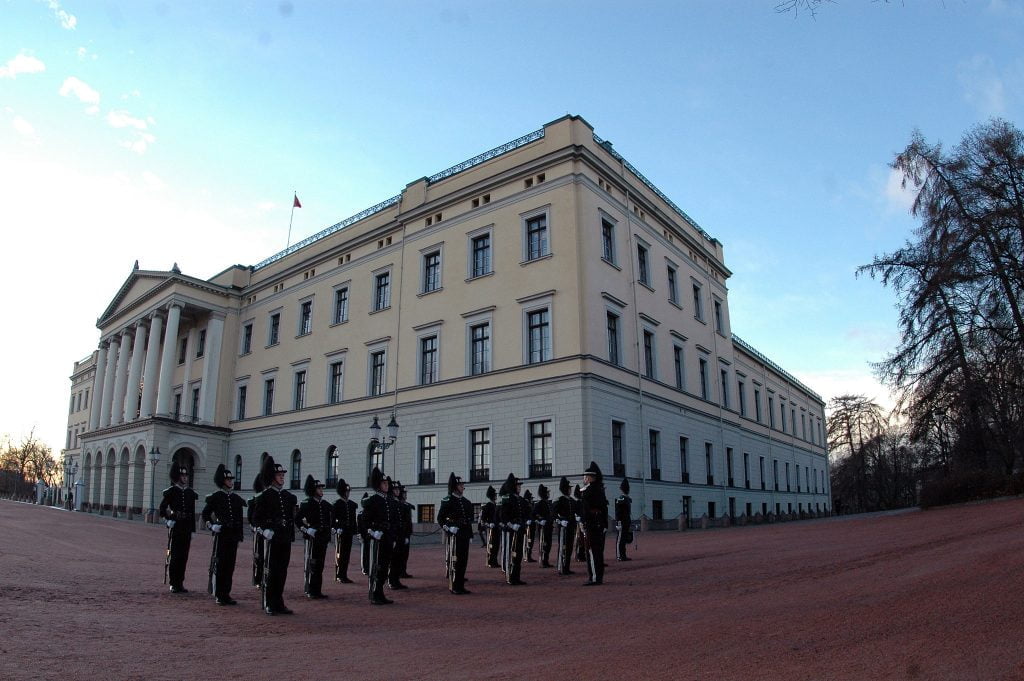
[0,53,46,79]
[792,368,899,417]
[42,0,77,29]
[884,166,918,214]
[59,76,101,114]
[119,132,156,155]
[107,109,149,130]
[12,115,37,141]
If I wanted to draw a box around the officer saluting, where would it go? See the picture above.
[201,464,246,605]
[579,461,609,586]
[296,475,333,600]
[159,463,198,594]
[615,478,633,561]
[552,476,576,575]
[332,478,357,584]
[252,456,298,615]
[438,472,474,595]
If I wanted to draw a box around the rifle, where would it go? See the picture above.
[303,533,312,595]
[252,531,262,587]
[163,525,172,585]
[367,535,380,601]
[208,532,219,595]
[260,531,272,612]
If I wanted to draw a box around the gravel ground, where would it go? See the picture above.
[1,497,1022,681]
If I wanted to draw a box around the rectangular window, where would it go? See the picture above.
[374,272,391,311]
[298,301,312,336]
[738,381,746,416]
[780,402,786,432]
[692,284,704,321]
[471,428,491,481]
[527,308,551,364]
[263,379,274,416]
[293,370,306,410]
[607,312,620,365]
[612,421,624,477]
[652,500,663,521]
[419,335,439,385]
[269,313,280,346]
[754,388,762,422]
[470,322,491,375]
[173,393,182,420]
[601,218,615,263]
[667,265,678,304]
[526,215,548,261]
[637,244,650,286]
[236,386,246,420]
[673,345,684,390]
[649,430,660,480]
[529,420,553,478]
[422,250,441,293]
[726,447,734,486]
[419,434,437,482]
[242,323,253,354]
[792,408,797,436]
[743,452,750,488]
[773,459,780,491]
[720,369,730,408]
[417,504,435,524]
[329,361,344,404]
[196,329,206,358]
[699,358,709,399]
[802,413,807,440]
[178,337,187,364]
[769,396,776,428]
[191,387,200,421]
[471,234,491,277]
[786,462,791,492]
[643,330,655,379]
[370,350,386,396]
[760,456,766,490]
[679,437,690,483]
[705,442,714,485]
[714,299,724,334]
[333,288,349,324]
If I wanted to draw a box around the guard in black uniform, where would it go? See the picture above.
[332,478,357,584]
[438,472,474,595]
[523,490,537,563]
[200,464,246,605]
[481,485,500,568]
[358,491,370,575]
[363,467,399,605]
[252,456,298,615]
[296,475,333,599]
[579,461,609,586]
[248,474,264,588]
[533,483,554,568]
[387,479,409,591]
[499,473,528,585]
[553,476,576,575]
[159,464,198,594]
[614,478,633,561]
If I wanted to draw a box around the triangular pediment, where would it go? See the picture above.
[97,266,235,329]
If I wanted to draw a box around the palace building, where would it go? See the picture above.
[63,114,831,524]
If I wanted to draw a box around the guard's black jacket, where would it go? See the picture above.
[580,484,609,530]
[332,497,358,534]
[253,486,298,544]
[500,491,527,525]
[296,496,333,546]
[363,490,401,540]
[201,489,247,542]
[159,484,198,535]
[480,499,497,526]
[553,493,576,528]
[532,497,553,525]
[438,493,475,532]
[615,494,632,526]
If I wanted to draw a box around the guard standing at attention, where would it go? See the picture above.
[573,484,586,564]
[332,478,358,584]
[201,464,246,605]
[499,473,528,586]
[363,467,399,605]
[395,482,415,580]
[438,472,474,595]
[552,476,576,575]
[614,478,633,561]
[387,479,410,591]
[248,474,264,588]
[252,456,298,615]
[295,475,333,599]
[579,461,609,586]
[532,483,554,568]
[524,490,537,563]
[481,485,500,568]
[357,491,370,575]
[159,464,198,594]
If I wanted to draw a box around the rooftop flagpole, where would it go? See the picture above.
[287,192,301,248]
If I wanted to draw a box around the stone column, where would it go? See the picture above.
[110,328,133,426]
[122,321,148,423]
[99,336,120,427]
[198,313,225,425]
[89,341,109,430]
[155,303,183,418]
[139,312,163,418]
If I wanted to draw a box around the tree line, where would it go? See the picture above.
[830,118,1024,512]
[0,430,60,497]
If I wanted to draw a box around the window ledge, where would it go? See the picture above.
[417,287,443,298]
[520,253,553,267]
[329,320,349,328]
[369,306,392,316]
[465,271,495,283]
[601,257,621,271]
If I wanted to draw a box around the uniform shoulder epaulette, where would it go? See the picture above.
[441,495,451,502]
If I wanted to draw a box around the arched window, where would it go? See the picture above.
[290,449,301,489]
[234,455,242,490]
[326,446,339,487]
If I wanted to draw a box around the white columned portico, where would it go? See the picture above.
[140,312,164,418]
[99,335,120,427]
[197,312,225,425]
[122,321,148,422]
[155,303,183,418]
[89,341,109,430]
[110,327,133,426]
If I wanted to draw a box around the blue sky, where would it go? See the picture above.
[2,0,1022,452]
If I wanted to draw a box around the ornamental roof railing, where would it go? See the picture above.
[731,333,823,403]
[592,134,715,244]
[426,128,545,184]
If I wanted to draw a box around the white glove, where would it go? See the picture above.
[488,523,495,528]
[448,526,459,535]
[210,524,222,534]
[165,519,176,529]
[405,538,410,545]
[616,523,622,530]
[336,527,343,535]
[511,523,521,532]
[371,530,383,540]
[559,519,569,527]
[526,520,533,525]
[305,527,317,537]
[261,528,274,540]
[539,520,547,526]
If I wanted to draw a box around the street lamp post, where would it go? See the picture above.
[367,414,400,481]
[148,446,161,523]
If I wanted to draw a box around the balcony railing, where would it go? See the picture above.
[469,468,489,482]
[529,463,552,478]
[418,470,436,486]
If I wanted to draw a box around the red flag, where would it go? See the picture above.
[293,193,302,208]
